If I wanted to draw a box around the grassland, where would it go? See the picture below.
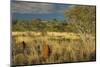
[12,31,96,65]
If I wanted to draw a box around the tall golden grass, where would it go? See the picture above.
[12,32,96,65]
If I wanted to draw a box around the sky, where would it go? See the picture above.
[11,1,73,20]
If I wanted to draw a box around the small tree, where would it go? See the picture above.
[64,5,96,34]
[64,5,96,44]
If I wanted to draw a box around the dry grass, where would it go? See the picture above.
[12,32,96,65]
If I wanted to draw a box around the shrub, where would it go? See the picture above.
[14,53,28,65]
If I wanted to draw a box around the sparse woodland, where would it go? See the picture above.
[12,5,96,66]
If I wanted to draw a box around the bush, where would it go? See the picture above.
[14,53,28,65]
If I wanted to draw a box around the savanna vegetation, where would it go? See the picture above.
[12,5,96,66]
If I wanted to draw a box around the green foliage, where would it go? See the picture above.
[64,5,96,34]
[12,19,71,32]
[14,53,28,65]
